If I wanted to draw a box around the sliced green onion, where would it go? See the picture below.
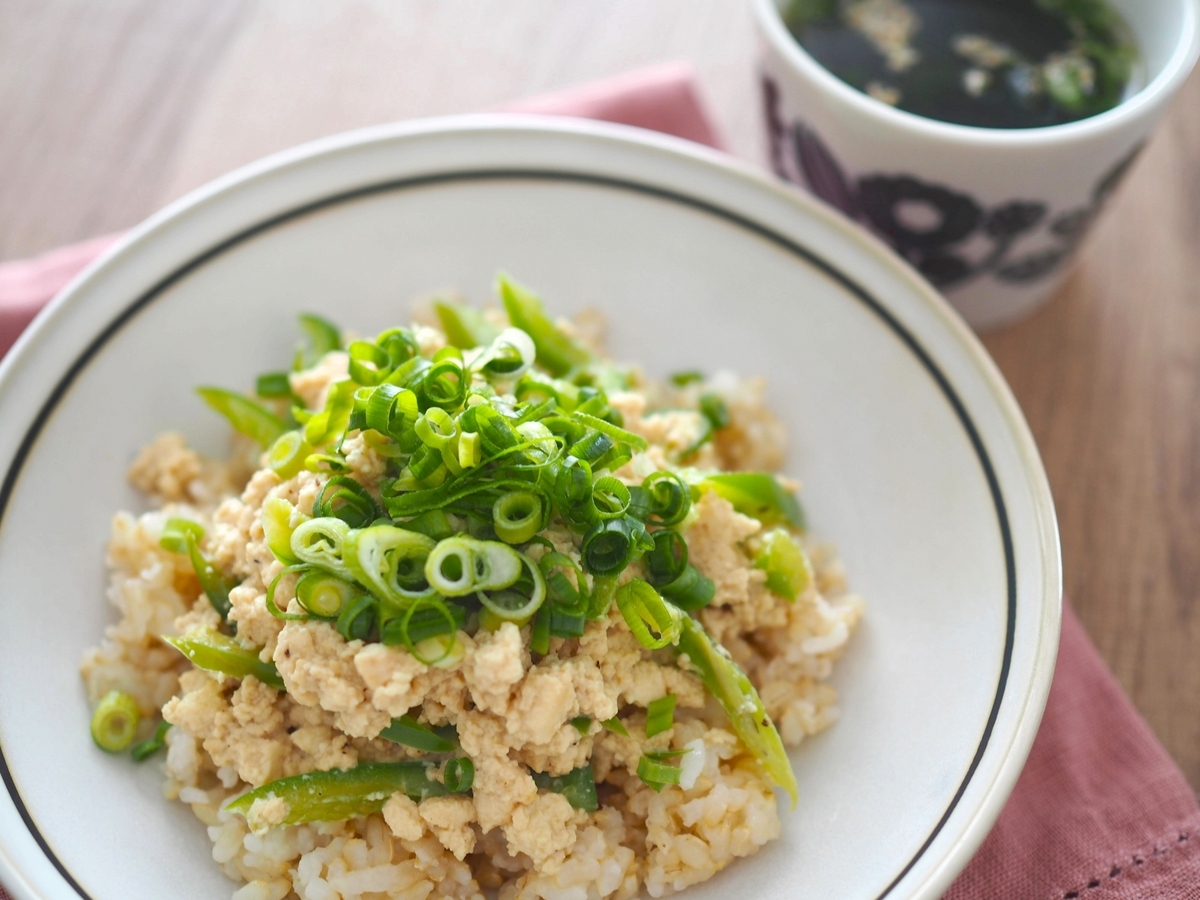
[645,530,688,584]
[615,579,682,650]
[344,525,436,604]
[165,631,284,690]
[401,510,456,542]
[444,756,475,793]
[492,491,544,544]
[675,615,797,805]
[422,356,467,410]
[548,607,586,638]
[313,475,380,528]
[436,299,501,349]
[531,763,599,811]
[377,328,420,368]
[336,594,377,642]
[640,471,692,526]
[90,690,140,753]
[531,605,552,655]
[227,762,446,828]
[570,716,592,736]
[755,528,813,601]
[471,327,537,380]
[636,755,682,792]
[348,339,390,385]
[425,536,523,596]
[291,517,354,581]
[395,599,459,665]
[303,380,357,448]
[304,452,349,474]
[185,532,235,622]
[703,473,805,529]
[458,430,482,469]
[262,497,306,564]
[295,571,360,617]
[381,601,466,647]
[256,371,293,399]
[497,273,592,377]
[365,384,419,441]
[572,412,648,452]
[645,694,677,738]
[415,408,457,449]
[581,516,652,575]
[197,387,287,448]
[659,565,716,611]
[297,313,342,369]
[131,720,171,762]
[601,717,629,737]
[478,552,546,623]
[587,573,620,619]
[591,477,631,520]
[379,716,459,752]
[569,430,613,465]
[268,430,313,480]
[159,517,204,554]
[265,564,319,621]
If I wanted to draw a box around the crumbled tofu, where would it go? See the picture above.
[382,792,424,841]
[419,795,477,859]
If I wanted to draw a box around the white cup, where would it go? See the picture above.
[754,0,1200,330]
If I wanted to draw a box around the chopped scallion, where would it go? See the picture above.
[90,690,140,753]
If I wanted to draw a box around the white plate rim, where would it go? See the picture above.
[0,115,1062,900]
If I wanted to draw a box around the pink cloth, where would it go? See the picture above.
[2,64,1198,900]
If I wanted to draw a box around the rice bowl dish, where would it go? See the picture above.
[78,273,862,900]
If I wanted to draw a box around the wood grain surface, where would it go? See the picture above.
[1,1,1197,788]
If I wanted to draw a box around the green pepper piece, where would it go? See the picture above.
[227,762,448,828]
[703,473,805,529]
[675,615,798,805]
[531,763,599,811]
[754,528,813,601]
[435,299,501,349]
[497,274,591,377]
[164,630,284,691]
[196,387,287,448]
[185,532,236,623]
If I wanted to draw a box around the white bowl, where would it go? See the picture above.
[0,117,1060,900]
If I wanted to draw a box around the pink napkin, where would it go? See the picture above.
[3,63,1198,900]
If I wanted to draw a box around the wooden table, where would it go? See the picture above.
[2,0,1198,789]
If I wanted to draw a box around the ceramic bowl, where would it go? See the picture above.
[755,0,1200,330]
[0,117,1060,900]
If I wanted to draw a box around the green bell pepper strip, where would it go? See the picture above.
[227,761,448,828]
[531,763,599,811]
[675,615,798,805]
[164,631,284,691]
[497,273,592,377]
[702,473,805,529]
[196,387,287,448]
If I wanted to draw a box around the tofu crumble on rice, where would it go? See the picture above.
[80,275,862,900]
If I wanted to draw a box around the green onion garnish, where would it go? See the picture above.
[345,524,437,605]
[379,716,459,753]
[90,690,141,753]
[291,517,355,581]
[267,430,313,480]
[581,516,652,576]
[698,393,731,430]
[670,370,705,387]
[262,497,305,564]
[570,716,592,736]
[601,717,629,737]
[645,694,677,738]
[131,720,171,762]
[531,763,599,811]
[313,475,381,528]
[492,491,545,544]
[636,755,682,792]
[197,387,287,448]
[295,570,361,618]
[615,579,682,650]
[159,517,204,554]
